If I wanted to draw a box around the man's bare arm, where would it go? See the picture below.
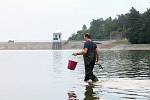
[73,48,88,56]
[95,48,99,63]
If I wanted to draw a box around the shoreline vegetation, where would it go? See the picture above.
[0,39,150,50]
[68,7,150,44]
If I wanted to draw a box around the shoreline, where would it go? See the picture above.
[0,41,150,50]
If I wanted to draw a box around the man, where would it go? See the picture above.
[73,33,99,82]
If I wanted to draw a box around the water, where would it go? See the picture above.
[0,50,150,100]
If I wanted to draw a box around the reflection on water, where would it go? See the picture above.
[67,91,78,100]
[0,50,150,100]
[100,50,150,79]
[84,84,100,100]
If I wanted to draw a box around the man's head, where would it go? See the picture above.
[84,33,91,41]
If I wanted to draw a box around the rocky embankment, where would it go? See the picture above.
[0,42,52,50]
[63,40,150,50]
[0,40,150,50]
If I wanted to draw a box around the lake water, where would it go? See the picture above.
[0,50,150,100]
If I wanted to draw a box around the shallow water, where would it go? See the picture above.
[0,50,150,100]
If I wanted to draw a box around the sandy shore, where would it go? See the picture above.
[0,41,150,50]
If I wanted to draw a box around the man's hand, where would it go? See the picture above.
[95,61,99,64]
[72,53,78,56]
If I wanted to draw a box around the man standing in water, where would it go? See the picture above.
[73,33,99,82]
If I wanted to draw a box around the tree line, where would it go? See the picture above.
[68,7,150,44]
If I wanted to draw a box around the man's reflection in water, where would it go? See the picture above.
[84,84,100,100]
[67,91,79,100]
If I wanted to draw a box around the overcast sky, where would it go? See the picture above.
[0,0,149,41]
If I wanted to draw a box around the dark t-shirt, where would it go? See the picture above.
[83,41,97,64]
[84,41,97,50]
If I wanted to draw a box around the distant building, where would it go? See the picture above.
[8,40,14,43]
[52,30,62,49]
[53,30,61,42]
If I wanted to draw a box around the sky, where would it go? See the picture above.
[0,0,149,41]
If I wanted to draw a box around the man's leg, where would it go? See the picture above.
[84,64,93,81]
[90,62,99,82]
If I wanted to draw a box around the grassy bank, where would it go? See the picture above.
[111,39,129,45]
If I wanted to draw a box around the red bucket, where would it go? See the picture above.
[68,60,78,70]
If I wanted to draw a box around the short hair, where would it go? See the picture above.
[84,33,91,39]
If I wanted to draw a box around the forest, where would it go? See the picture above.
[68,7,150,44]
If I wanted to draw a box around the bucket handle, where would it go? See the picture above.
[68,54,78,62]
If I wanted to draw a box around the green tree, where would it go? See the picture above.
[117,14,129,38]
[82,24,87,30]
[126,7,144,43]
[89,18,105,39]
[68,24,89,40]
[143,8,150,43]
[68,7,150,44]
[103,17,113,39]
